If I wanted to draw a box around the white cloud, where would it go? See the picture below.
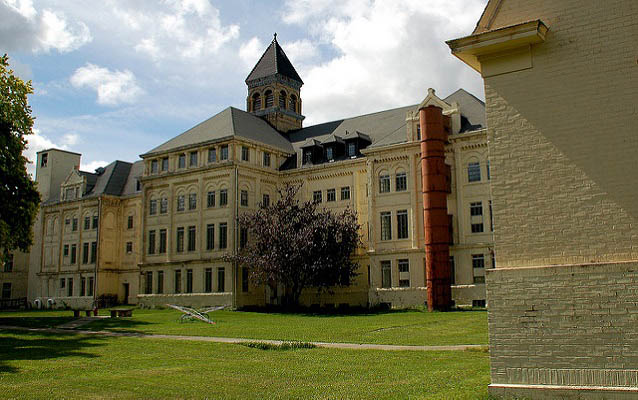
[80,160,108,173]
[281,39,319,66]
[70,63,142,106]
[22,129,60,177]
[239,37,263,70]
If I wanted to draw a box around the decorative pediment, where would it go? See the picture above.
[60,168,85,202]
[418,88,452,111]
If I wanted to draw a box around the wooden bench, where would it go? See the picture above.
[72,309,94,318]
[110,308,133,318]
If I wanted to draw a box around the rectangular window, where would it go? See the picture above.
[240,190,248,207]
[379,175,390,193]
[60,278,65,289]
[1,282,11,299]
[84,216,90,230]
[176,227,184,253]
[472,254,485,269]
[90,242,97,264]
[263,152,271,167]
[206,224,214,250]
[126,241,133,254]
[79,277,86,296]
[187,226,196,252]
[41,153,48,167]
[64,244,69,257]
[208,148,216,163]
[67,278,73,297]
[72,218,78,231]
[380,212,392,241]
[395,173,407,191]
[486,160,490,180]
[177,195,185,211]
[220,145,228,160]
[381,260,391,288]
[189,193,197,210]
[313,190,322,203]
[240,227,248,249]
[303,150,312,165]
[70,244,77,264]
[159,229,167,254]
[148,230,156,254]
[219,223,227,249]
[178,154,186,169]
[397,210,408,239]
[347,142,356,157]
[470,202,483,216]
[204,268,213,293]
[241,146,249,161]
[220,189,228,206]
[149,199,157,215]
[325,146,334,161]
[186,269,193,293]
[92,215,98,229]
[127,215,133,229]
[65,218,70,226]
[242,267,249,292]
[327,188,336,202]
[450,256,455,285]
[398,259,410,287]
[3,254,13,272]
[161,157,168,172]
[341,186,350,200]
[471,223,484,233]
[262,194,270,208]
[217,268,225,292]
[468,162,481,182]
[160,198,168,214]
[157,271,164,294]
[174,270,182,293]
[207,191,215,207]
[144,271,153,294]
[489,200,493,232]
[82,242,89,264]
[151,159,158,174]
[416,123,421,140]
[189,151,198,167]
[88,276,94,296]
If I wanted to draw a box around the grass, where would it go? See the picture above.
[0,330,490,399]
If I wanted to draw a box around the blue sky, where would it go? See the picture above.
[1,0,488,175]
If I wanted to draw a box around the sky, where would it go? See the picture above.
[1,0,488,176]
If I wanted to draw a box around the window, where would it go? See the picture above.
[127,215,134,229]
[67,278,73,297]
[472,254,485,269]
[175,270,182,293]
[241,146,249,162]
[60,278,65,289]
[207,191,215,208]
[263,152,271,167]
[157,271,164,294]
[470,202,483,216]
[240,190,248,207]
[187,226,196,251]
[341,186,350,200]
[92,215,98,229]
[206,224,214,250]
[189,151,198,167]
[327,189,336,202]
[186,269,193,293]
[70,244,77,264]
[471,222,484,233]
[151,159,158,174]
[325,146,334,161]
[161,157,168,172]
[395,172,407,191]
[279,90,287,109]
[208,148,216,163]
[219,223,227,249]
[1,282,11,299]
[160,197,168,214]
[217,268,225,292]
[398,259,410,287]
[347,142,356,157]
[189,193,197,210]
[220,189,228,206]
[240,227,248,249]
[379,175,390,193]
[289,95,297,113]
[149,199,157,215]
[148,230,156,254]
[80,277,86,296]
[204,268,213,292]
[3,254,13,272]
[468,162,481,182]
[486,160,491,180]
[65,187,75,201]
[178,154,186,169]
[380,212,392,241]
[489,200,494,232]
[90,242,97,263]
[88,277,94,296]
[220,145,228,160]
[41,153,48,167]
[303,151,312,165]
[65,218,70,226]
[82,242,89,264]
[450,256,455,285]
[64,244,69,257]
[126,242,132,254]
[397,210,408,239]
[470,202,484,233]
[72,218,78,232]
[242,267,249,292]
[159,229,167,254]
[84,216,90,230]
[176,227,184,253]
[381,261,391,288]
[265,90,274,108]
[416,123,421,140]
[252,93,261,111]
[313,190,322,203]
[262,194,270,208]
[136,180,141,191]
[177,195,185,212]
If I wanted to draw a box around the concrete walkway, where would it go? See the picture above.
[0,324,485,352]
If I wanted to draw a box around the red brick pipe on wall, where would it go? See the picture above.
[419,105,452,311]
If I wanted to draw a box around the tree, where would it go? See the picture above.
[0,54,41,255]
[226,184,361,307]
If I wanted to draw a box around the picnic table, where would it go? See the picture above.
[110,307,134,318]
[72,309,96,318]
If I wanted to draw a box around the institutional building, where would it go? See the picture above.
[5,36,493,310]
[448,0,638,398]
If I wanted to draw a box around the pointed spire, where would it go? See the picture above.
[245,35,303,84]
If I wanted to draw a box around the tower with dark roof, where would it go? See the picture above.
[245,34,304,133]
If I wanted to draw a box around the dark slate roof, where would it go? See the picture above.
[79,171,98,194]
[121,160,144,196]
[245,35,303,84]
[443,89,486,133]
[84,161,133,197]
[143,107,295,156]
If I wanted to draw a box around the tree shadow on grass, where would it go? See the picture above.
[0,315,77,329]
[83,317,152,335]
[0,330,106,374]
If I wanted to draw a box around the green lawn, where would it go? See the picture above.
[0,308,487,346]
[0,330,490,399]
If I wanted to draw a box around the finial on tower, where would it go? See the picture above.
[273,32,277,42]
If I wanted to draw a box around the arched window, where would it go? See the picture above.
[265,90,274,108]
[279,91,287,109]
[252,93,261,111]
[289,95,297,113]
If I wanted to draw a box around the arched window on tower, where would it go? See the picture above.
[252,93,261,111]
[289,95,297,113]
[279,91,287,109]
[265,90,274,108]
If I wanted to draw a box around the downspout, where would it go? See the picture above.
[93,195,101,314]
[233,164,239,309]
[419,105,452,311]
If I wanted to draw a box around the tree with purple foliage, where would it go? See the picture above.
[225,184,361,307]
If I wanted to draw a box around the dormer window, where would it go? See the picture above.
[189,151,198,167]
[161,157,168,172]
[326,147,334,161]
[178,154,186,169]
[347,143,356,157]
[151,160,158,174]
[303,151,312,165]
[220,145,229,161]
[265,90,274,108]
